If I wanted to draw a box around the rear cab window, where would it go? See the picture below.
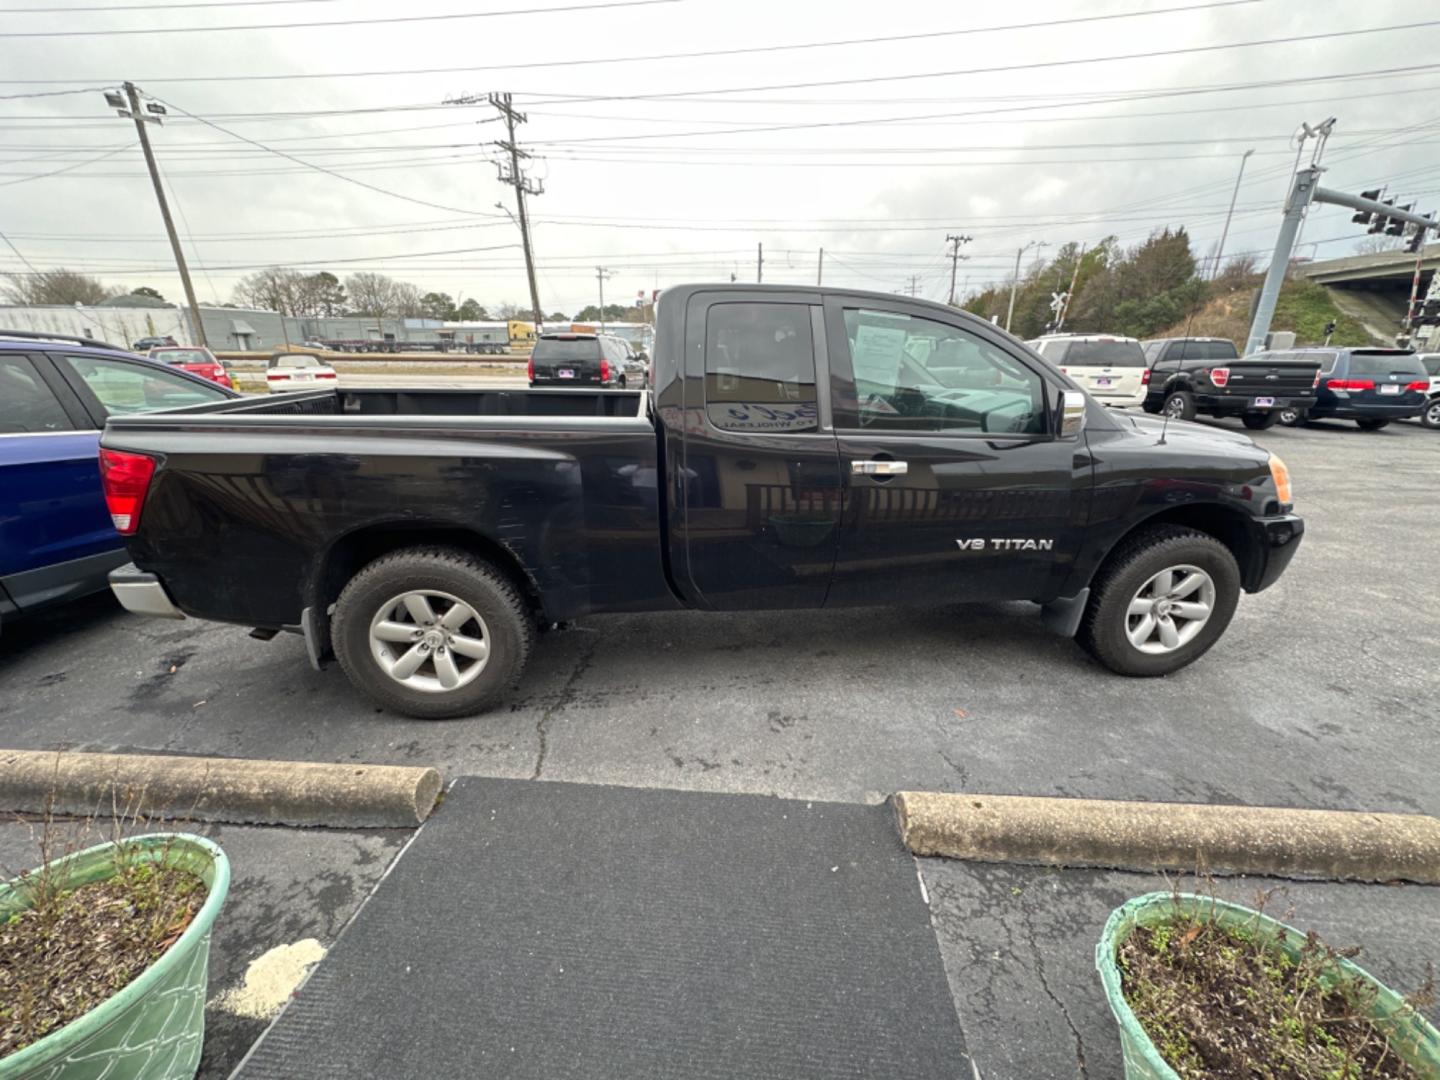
[704,303,818,433]
[1063,340,1147,367]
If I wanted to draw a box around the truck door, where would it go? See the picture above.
[673,291,841,610]
[822,298,1090,608]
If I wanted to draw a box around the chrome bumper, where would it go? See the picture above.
[108,563,185,620]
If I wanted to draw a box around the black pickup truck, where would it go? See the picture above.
[102,285,1304,718]
[1141,338,1321,429]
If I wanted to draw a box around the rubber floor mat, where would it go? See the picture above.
[235,777,967,1079]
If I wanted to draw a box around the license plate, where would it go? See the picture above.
[1095,377,1114,387]
[1379,383,1401,395]
[295,372,313,380]
[1254,397,1274,408]
[558,369,575,379]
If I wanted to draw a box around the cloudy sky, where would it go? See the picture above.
[1,0,1435,315]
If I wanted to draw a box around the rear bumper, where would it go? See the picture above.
[1308,401,1426,420]
[1194,393,1316,415]
[108,563,185,620]
[1245,513,1304,593]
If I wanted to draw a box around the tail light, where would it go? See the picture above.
[600,358,611,383]
[1312,369,1321,389]
[267,372,289,381]
[527,356,535,381]
[1327,378,1374,391]
[316,371,337,380]
[1209,367,1230,388]
[1405,379,1428,392]
[99,448,157,535]
[1141,368,1151,385]
[216,372,233,389]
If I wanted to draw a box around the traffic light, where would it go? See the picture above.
[1406,213,1434,254]
[1385,204,1413,236]
[1352,189,1383,225]
[1369,198,1396,233]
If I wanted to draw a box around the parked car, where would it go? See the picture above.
[103,285,1303,718]
[528,332,633,387]
[131,335,177,352]
[0,330,236,634]
[1274,348,1430,430]
[266,351,337,392]
[148,345,232,389]
[613,338,649,387]
[1027,334,1149,408]
[1417,353,1440,429]
[1142,343,1321,429]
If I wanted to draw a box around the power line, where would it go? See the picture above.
[0,143,132,186]
[517,22,1440,105]
[0,0,680,37]
[11,0,336,11]
[0,0,1259,83]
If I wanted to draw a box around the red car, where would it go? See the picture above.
[148,346,232,389]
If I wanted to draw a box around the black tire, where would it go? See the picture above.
[1241,411,1281,430]
[1423,398,1440,430]
[331,546,534,719]
[1277,406,1303,426]
[617,375,627,389]
[1141,397,1162,415]
[1355,418,1390,431]
[1162,390,1196,421]
[1077,526,1241,678]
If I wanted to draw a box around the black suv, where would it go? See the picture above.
[528,333,634,388]
[1274,348,1430,430]
[1142,338,1320,429]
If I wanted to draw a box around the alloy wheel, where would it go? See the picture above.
[1124,564,1216,655]
[368,589,491,693]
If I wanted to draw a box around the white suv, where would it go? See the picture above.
[1419,353,1440,428]
[1027,334,1149,408]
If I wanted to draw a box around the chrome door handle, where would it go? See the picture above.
[852,460,908,476]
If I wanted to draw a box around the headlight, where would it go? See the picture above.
[1269,452,1291,505]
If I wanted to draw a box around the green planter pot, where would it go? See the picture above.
[1096,892,1440,1079]
[0,834,229,1080]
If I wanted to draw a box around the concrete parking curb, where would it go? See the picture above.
[0,749,442,829]
[893,792,1440,884]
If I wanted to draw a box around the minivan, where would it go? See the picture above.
[1027,334,1148,407]
[1275,348,1430,429]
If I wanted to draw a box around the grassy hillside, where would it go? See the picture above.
[1155,277,1376,349]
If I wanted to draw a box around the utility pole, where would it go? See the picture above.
[595,266,615,332]
[757,242,763,283]
[901,275,921,297]
[1055,243,1086,333]
[1006,240,1047,333]
[489,92,544,331]
[108,84,207,346]
[817,247,824,285]
[945,233,972,305]
[1212,148,1254,279]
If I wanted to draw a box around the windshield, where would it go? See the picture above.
[1346,352,1425,378]
[534,338,602,361]
[1063,340,1146,367]
[155,349,212,364]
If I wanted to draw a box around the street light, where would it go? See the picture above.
[1212,148,1254,279]
[1006,240,1048,333]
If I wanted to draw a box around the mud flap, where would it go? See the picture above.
[1041,588,1090,638]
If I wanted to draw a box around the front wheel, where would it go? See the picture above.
[1355,418,1390,431]
[1241,411,1281,430]
[1423,399,1440,429]
[1277,406,1303,427]
[1162,390,1196,421]
[332,547,534,719]
[1077,526,1241,677]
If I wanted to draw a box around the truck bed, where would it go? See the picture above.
[101,386,675,632]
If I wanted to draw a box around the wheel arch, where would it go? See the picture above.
[312,521,544,626]
[1085,503,1267,595]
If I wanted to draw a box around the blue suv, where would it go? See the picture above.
[0,331,236,634]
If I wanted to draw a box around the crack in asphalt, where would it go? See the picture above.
[531,637,598,781]
[1018,898,1088,1079]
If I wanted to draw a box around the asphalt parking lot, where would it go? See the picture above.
[2,413,1437,1078]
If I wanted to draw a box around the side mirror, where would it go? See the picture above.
[1058,389,1087,439]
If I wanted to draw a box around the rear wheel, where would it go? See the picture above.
[1355,418,1390,431]
[1241,411,1281,430]
[332,547,534,719]
[1277,406,1303,426]
[617,375,627,388]
[1420,399,1440,429]
[1077,526,1240,677]
[1162,390,1196,421]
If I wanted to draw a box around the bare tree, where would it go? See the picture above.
[345,272,398,318]
[392,282,424,319]
[493,301,526,320]
[233,267,305,314]
[2,269,119,306]
[1354,234,1404,255]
